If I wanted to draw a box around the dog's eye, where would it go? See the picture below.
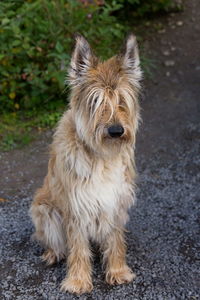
[93,97,98,105]
[89,97,98,112]
[92,97,98,110]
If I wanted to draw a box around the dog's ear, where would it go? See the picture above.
[119,34,142,82]
[69,34,94,85]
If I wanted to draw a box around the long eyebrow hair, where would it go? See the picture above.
[86,88,123,123]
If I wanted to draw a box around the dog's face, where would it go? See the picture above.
[68,34,142,156]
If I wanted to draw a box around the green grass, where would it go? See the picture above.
[0,113,33,151]
[0,107,64,151]
[1,132,33,152]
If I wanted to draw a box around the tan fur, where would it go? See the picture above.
[30,33,142,294]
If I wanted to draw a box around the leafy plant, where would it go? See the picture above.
[0,0,176,114]
[0,0,125,113]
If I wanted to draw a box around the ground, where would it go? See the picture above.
[0,0,200,299]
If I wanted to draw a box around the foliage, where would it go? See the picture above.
[0,0,124,113]
[112,0,177,17]
[0,0,177,114]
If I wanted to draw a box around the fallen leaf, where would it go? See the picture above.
[0,198,9,202]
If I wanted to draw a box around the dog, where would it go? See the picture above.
[30,33,142,294]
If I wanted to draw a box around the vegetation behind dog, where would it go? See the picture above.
[0,0,181,150]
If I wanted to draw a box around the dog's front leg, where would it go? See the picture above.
[103,229,135,285]
[60,227,93,294]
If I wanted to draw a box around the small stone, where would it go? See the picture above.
[7,276,12,280]
[164,60,175,67]
[3,281,9,288]
[158,29,166,34]
[163,50,170,56]
[177,21,183,26]
[42,292,48,299]
[166,72,171,77]
[171,46,176,51]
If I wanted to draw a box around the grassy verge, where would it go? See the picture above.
[0,108,64,151]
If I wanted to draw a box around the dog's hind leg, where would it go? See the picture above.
[30,187,66,265]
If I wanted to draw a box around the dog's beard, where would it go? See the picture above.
[75,112,134,157]
[88,125,133,157]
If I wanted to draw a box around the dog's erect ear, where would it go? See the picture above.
[119,34,142,81]
[69,34,94,85]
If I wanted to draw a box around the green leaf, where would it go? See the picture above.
[12,40,21,46]
[2,18,10,25]
[55,41,64,54]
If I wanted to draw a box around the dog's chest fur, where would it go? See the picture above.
[69,154,132,239]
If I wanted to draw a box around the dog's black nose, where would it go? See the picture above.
[108,125,124,138]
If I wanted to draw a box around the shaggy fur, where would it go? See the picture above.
[30,33,142,294]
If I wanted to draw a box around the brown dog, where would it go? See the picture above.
[30,33,142,294]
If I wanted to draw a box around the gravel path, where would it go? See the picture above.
[0,0,200,299]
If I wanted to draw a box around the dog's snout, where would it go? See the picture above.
[108,125,124,138]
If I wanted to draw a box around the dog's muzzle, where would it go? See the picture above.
[108,125,124,138]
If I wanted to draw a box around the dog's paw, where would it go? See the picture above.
[60,277,93,294]
[41,249,57,265]
[41,249,65,265]
[106,265,136,285]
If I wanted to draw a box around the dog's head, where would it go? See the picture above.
[68,34,142,156]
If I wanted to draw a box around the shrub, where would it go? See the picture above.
[0,0,177,114]
[0,0,124,112]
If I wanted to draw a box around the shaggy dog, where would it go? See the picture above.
[30,33,142,294]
